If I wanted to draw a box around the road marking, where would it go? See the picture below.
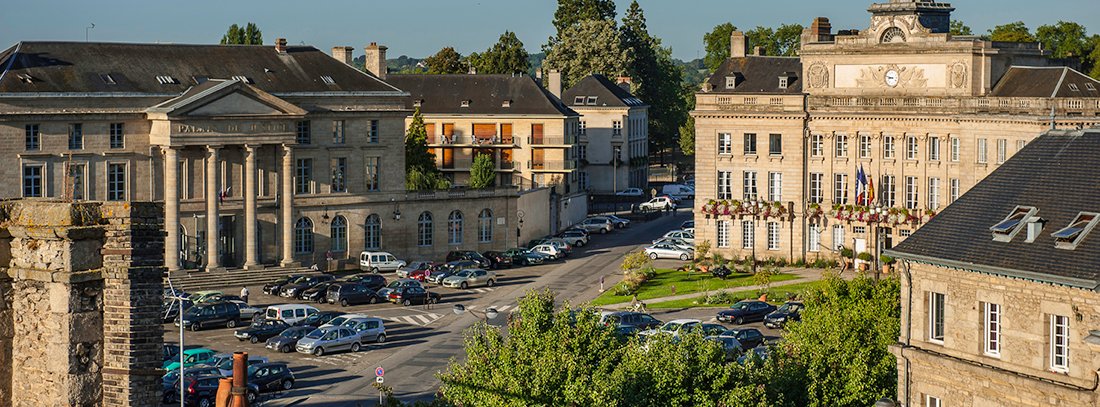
[494,305,513,312]
[383,313,443,327]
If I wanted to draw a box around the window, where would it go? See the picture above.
[320,75,335,85]
[364,215,381,250]
[769,134,782,155]
[330,216,347,252]
[1050,314,1070,372]
[586,96,598,106]
[928,136,940,161]
[743,133,757,155]
[578,121,586,136]
[741,221,754,249]
[853,226,867,234]
[928,291,945,342]
[577,144,587,160]
[906,136,918,160]
[767,222,780,250]
[899,229,912,238]
[107,163,126,201]
[834,134,848,157]
[928,177,940,211]
[612,121,622,136]
[67,163,85,200]
[950,178,960,203]
[984,302,1001,356]
[1068,83,1079,92]
[364,157,380,192]
[926,395,941,407]
[883,135,895,159]
[1017,139,1027,152]
[295,158,313,194]
[717,220,730,248]
[832,225,845,251]
[767,172,782,201]
[579,171,589,190]
[573,96,585,105]
[68,123,83,150]
[742,171,758,201]
[717,171,734,200]
[905,176,918,210]
[808,223,821,252]
[478,209,493,243]
[833,174,848,204]
[809,173,823,204]
[880,175,896,207]
[417,212,433,247]
[1051,212,1100,250]
[332,120,345,144]
[368,120,379,143]
[25,124,40,151]
[718,133,732,154]
[331,158,347,193]
[294,217,314,254]
[778,77,788,89]
[296,120,311,145]
[811,134,823,157]
[447,210,463,245]
[859,134,871,158]
[950,137,960,162]
[726,76,736,89]
[996,139,1007,164]
[977,138,988,163]
[109,123,125,149]
[22,164,43,197]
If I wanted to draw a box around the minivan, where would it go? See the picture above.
[661,184,695,199]
[264,304,319,326]
[359,251,406,273]
[327,282,385,306]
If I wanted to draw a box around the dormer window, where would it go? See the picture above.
[1051,212,1100,250]
[16,73,38,84]
[586,96,598,105]
[156,75,178,85]
[990,205,1038,242]
[100,74,116,85]
[320,75,336,85]
[726,76,737,89]
[502,100,512,108]
[573,96,585,105]
[413,99,423,107]
[779,77,788,89]
[460,100,471,108]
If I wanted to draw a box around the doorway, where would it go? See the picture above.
[854,238,867,268]
[219,215,237,267]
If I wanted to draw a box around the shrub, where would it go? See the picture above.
[857,252,874,262]
[839,246,854,258]
[880,254,895,265]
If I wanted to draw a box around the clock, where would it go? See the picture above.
[885,70,900,88]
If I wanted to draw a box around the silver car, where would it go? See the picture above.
[295,326,362,356]
[644,243,694,261]
[343,316,387,343]
[577,217,614,234]
[651,237,693,252]
[442,269,498,289]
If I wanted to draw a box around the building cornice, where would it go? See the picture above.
[885,250,1100,291]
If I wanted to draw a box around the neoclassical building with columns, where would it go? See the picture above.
[0,39,526,271]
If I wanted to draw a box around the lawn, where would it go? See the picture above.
[646,280,828,309]
[590,268,797,306]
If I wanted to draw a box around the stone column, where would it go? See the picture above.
[205,145,222,270]
[164,147,180,272]
[280,144,297,266]
[243,145,260,269]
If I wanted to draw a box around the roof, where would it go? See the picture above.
[888,128,1100,290]
[561,74,647,108]
[703,56,802,94]
[0,41,403,94]
[386,74,578,116]
[991,66,1100,98]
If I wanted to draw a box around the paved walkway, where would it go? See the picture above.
[603,267,849,310]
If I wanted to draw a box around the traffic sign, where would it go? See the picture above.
[375,367,385,377]
[376,376,384,384]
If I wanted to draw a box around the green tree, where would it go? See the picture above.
[989,21,1035,42]
[678,115,695,156]
[1089,35,1100,79]
[472,31,531,74]
[424,47,467,74]
[543,19,628,89]
[220,22,263,45]
[950,20,973,36]
[405,108,449,190]
[703,23,737,71]
[551,0,617,35]
[1035,21,1091,58]
[468,154,496,189]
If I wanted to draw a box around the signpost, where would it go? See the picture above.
[375,367,385,404]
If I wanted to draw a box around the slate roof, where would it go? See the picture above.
[561,75,647,108]
[386,74,577,116]
[0,41,403,94]
[888,127,1100,290]
[703,56,802,94]
[991,66,1100,98]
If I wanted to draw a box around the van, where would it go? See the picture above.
[661,184,695,200]
[359,251,407,273]
[264,304,319,326]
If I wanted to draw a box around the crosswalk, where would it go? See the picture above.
[384,313,444,327]
[468,304,515,313]
[469,287,495,294]
[301,351,365,366]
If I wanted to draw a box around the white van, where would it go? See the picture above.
[661,184,695,200]
[264,304,319,326]
[359,251,407,273]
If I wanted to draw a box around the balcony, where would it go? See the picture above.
[528,160,577,171]
[427,134,517,147]
[527,135,576,146]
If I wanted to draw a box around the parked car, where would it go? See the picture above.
[445,250,492,269]
[377,278,424,298]
[705,335,744,361]
[320,313,367,329]
[298,310,344,328]
[299,281,337,303]
[359,251,406,273]
[228,300,262,321]
[654,230,695,245]
[503,247,545,266]
[263,304,319,326]
[542,238,573,255]
[681,220,695,230]
[531,244,565,260]
[296,326,363,356]
[661,184,695,200]
[425,261,476,284]
[263,274,308,295]
[266,326,314,353]
[247,362,296,394]
[737,345,771,365]
[557,229,590,247]
[442,268,497,289]
[656,193,682,205]
[481,251,514,269]
[396,261,435,278]
[600,311,663,331]
[161,365,221,403]
[343,273,388,291]
[720,328,766,349]
[644,243,694,260]
[177,302,246,331]
[327,282,386,306]
[615,187,644,196]
[162,298,195,323]
[234,320,291,344]
[280,274,336,298]
[388,286,442,306]
[163,348,217,371]
[177,374,255,407]
[208,353,268,377]
[341,316,388,343]
[651,237,694,252]
[695,323,729,336]
[716,300,778,325]
[577,217,614,234]
[639,319,702,338]
[605,214,631,228]
[163,343,182,362]
[764,301,804,329]
[188,290,224,304]
[637,196,675,212]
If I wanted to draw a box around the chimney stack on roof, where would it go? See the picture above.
[364,42,388,80]
[616,76,632,92]
[275,38,288,54]
[802,17,835,45]
[331,46,354,65]
[548,69,562,98]
[753,46,765,56]
[730,31,747,58]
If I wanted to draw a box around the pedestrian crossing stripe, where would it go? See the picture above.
[467,304,514,313]
[384,313,443,327]
[470,287,495,293]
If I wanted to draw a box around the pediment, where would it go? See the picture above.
[147,79,307,118]
[188,92,283,116]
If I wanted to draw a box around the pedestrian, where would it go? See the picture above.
[240,286,249,304]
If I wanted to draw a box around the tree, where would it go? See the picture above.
[1035,21,1091,58]
[551,0,616,35]
[703,23,737,71]
[989,21,1035,42]
[220,22,263,45]
[678,115,695,156]
[543,19,628,89]
[772,24,804,56]
[424,47,467,74]
[472,31,531,75]
[1090,35,1100,79]
[405,108,449,190]
[468,154,496,189]
[950,20,973,36]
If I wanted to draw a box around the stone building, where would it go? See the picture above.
[693,0,1100,267]
[0,40,526,270]
[561,74,650,194]
[886,127,1100,406]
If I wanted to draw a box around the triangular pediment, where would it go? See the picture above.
[147,79,307,118]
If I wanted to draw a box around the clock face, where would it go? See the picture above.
[885,70,900,88]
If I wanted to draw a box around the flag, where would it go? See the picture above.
[854,166,865,205]
[858,165,869,205]
[867,175,876,206]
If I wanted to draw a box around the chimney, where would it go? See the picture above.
[1025,218,1046,243]
[753,46,765,56]
[807,17,833,43]
[616,76,632,92]
[331,46,354,65]
[730,31,747,58]
[548,69,562,98]
[275,38,287,54]
[364,42,388,80]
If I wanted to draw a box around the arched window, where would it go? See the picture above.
[294,217,314,254]
[448,210,464,245]
[365,214,381,250]
[330,216,347,252]
[881,27,905,43]
[417,212,433,247]
[478,209,493,243]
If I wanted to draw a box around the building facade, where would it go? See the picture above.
[561,75,649,193]
[693,0,1100,266]
[887,128,1100,407]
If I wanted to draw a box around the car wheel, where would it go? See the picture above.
[734,316,743,325]
[282,379,294,391]
[351,342,361,352]
[246,391,257,404]
[402,299,411,306]
[486,279,495,287]
[313,347,324,356]
[368,296,377,304]
[649,253,659,260]
[316,297,325,304]
[281,345,291,353]
[600,228,608,234]
[191,324,201,332]
[460,282,469,289]
[340,299,349,307]
[429,296,438,304]
[371,267,380,274]
[680,253,689,261]
[250,336,259,344]
[376,333,387,343]
[198,397,213,407]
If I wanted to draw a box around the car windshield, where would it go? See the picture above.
[304,329,324,339]
[776,303,799,312]
[730,302,751,311]
[183,307,200,317]
[341,319,361,327]
[164,371,180,382]
[455,270,472,278]
[386,281,403,288]
[327,316,348,326]
[659,322,682,332]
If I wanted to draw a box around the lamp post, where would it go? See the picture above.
[613,146,621,194]
[516,210,525,247]
[751,200,764,274]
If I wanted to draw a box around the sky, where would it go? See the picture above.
[1,0,1097,61]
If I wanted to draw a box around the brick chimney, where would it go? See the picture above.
[616,76,632,92]
[275,38,287,54]
[364,42,388,79]
[331,46,354,65]
[802,17,834,44]
[730,31,747,58]
[547,69,563,98]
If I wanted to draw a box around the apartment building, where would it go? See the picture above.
[560,74,649,193]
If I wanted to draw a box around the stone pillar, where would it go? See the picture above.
[206,145,222,270]
[164,147,180,271]
[0,220,12,407]
[280,144,297,266]
[243,144,260,269]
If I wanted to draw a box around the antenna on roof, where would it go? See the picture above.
[85,23,95,42]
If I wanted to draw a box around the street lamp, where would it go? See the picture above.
[165,276,187,407]
[613,146,621,194]
[452,304,500,320]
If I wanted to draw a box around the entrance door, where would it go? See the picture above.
[854,238,867,267]
[219,215,237,267]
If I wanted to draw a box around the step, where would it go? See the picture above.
[163,267,321,292]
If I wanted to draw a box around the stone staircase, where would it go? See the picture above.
[163,266,322,292]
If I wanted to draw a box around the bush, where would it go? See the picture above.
[704,291,738,304]
[880,254,895,265]
[839,246,854,258]
[857,252,874,262]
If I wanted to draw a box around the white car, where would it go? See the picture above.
[359,251,406,273]
[654,230,695,245]
[615,188,644,197]
[531,244,564,260]
[638,197,675,212]
[651,237,693,252]
[558,230,589,247]
[644,243,693,261]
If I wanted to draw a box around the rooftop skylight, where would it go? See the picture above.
[1052,212,1100,250]
[990,205,1037,242]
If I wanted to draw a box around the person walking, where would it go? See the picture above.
[240,286,249,304]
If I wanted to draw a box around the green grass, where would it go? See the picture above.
[646,280,828,309]
[590,268,797,306]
